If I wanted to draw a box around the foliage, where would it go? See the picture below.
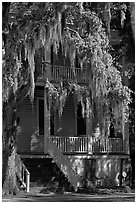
[3,2,132,131]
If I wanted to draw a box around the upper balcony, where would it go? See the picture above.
[37,64,87,85]
[37,30,122,85]
[51,65,86,83]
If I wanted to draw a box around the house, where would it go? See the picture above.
[16,29,130,192]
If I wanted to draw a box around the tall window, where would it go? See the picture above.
[38,99,54,136]
[38,99,44,135]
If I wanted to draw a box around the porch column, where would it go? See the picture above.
[44,86,50,154]
[86,98,93,154]
[124,124,129,154]
[122,112,129,154]
[44,41,51,154]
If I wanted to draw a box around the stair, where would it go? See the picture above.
[22,157,74,192]
[47,137,82,191]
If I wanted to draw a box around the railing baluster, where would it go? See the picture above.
[81,137,83,152]
[74,138,76,151]
[58,137,60,149]
[61,137,63,151]
[82,137,83,152]
[64,137,66,152]
[82,138,84,151]
[58,137,59,149]
[78,138,80,152]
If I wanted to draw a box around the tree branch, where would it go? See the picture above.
[65,26,82,39]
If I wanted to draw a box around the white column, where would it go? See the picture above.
[86,97,93,154]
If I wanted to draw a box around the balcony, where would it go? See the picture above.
[37,64,87,84]
[50,136,124,154]
[51,65,86,83]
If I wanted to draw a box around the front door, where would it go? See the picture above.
[77,103,86,135]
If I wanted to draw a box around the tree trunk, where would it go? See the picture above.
[2,147,18,195]
[2,60,41,195]
[2,102,19,195]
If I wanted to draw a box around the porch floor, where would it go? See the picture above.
[19,152,129,159]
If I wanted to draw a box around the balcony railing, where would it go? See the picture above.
[50,65,86,83]
[91,138,123,153]
[50,136,88,153]
[50,136,124,154]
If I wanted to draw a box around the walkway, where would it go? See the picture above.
[3,192,135,202]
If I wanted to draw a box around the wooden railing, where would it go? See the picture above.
[50,136,88,153]
[15,153,30,192]
[51,65,86,83]
[91,138,123,153]
[50,136,124,154]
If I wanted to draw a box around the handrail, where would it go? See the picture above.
[15,153,30,193]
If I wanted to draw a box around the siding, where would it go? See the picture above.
[55,94,76,137]
[17,88,44,154]
[17,88,76,154]
[53,48,70,66]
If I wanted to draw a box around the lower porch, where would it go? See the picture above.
[18,135,125,156]
[17,135,129,192]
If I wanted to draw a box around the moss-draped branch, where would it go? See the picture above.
[3,2,131,132]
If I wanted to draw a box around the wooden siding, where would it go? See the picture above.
[55,94,76,137]
[17,89,44,154]
[17,88,76,154]
[52,47,70,67]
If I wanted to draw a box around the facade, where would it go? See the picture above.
[16,30,130,190]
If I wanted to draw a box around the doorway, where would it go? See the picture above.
[77,103,86,135]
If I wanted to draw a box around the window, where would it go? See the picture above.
[38,98,54,136]
[38,99,44,135]
[77,103,86,135]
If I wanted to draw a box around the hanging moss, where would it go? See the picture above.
[27,48,35,102]
[3,2,131,132]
